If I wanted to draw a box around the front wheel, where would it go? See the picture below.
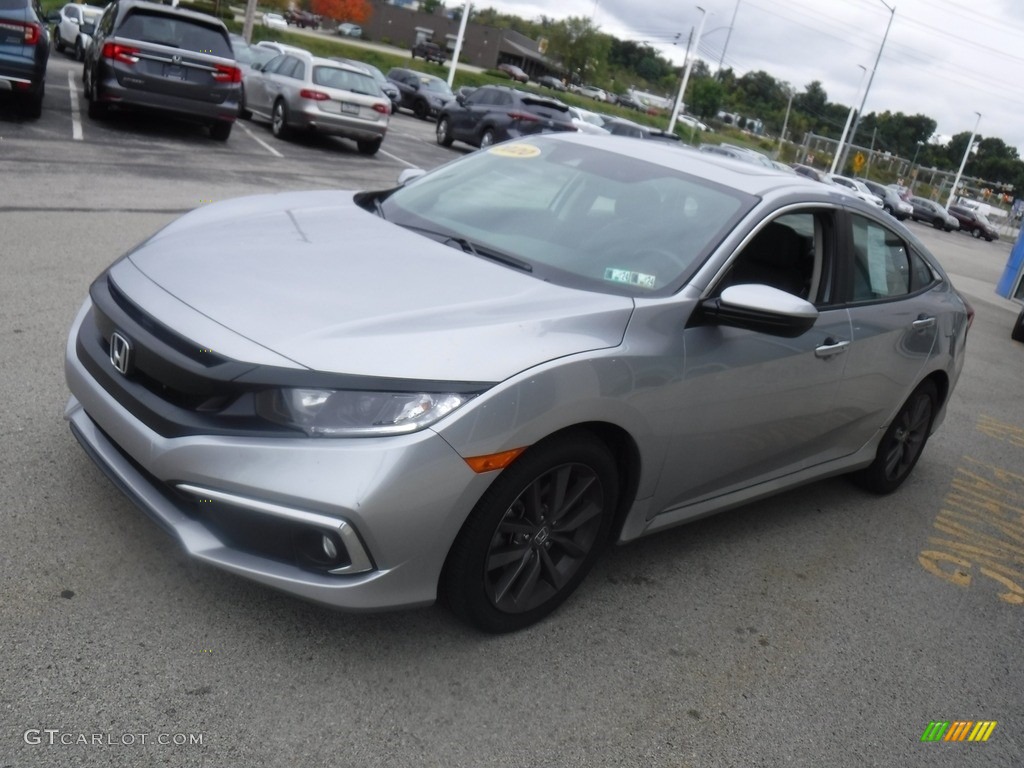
[436,116,453,146]
[853,380,937,494]
[443,432,619,633]
[413,99,428,120]
[971,228,981,239]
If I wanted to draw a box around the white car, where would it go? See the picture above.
[52,2,102,61]
[677,114,710,132]
[336,22,362,37]
[254,40,307,56]
[262,12,287,29]
[827,174,884,208]
[567,106,609,135]
[576,84,607,102]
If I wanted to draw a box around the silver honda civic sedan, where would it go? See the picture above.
[64,135,971,633]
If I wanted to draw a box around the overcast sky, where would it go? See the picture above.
[470,0,1024,158]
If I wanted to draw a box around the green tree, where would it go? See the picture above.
[546,16,608,84]
[688,76,724,119]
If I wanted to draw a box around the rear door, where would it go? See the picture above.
[835,211,942,445]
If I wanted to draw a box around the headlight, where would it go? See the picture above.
[255,388,473,437]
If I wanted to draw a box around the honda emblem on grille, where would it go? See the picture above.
[172,54,182,65]
[109,332,131,375]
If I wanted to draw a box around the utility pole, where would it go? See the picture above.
[838,0,895,172]
[668,7,707,135]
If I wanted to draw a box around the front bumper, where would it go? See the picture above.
[64,301,494,611]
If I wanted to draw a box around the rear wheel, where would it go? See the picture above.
[271,99,291,139]
[443,432,619,633]
[853,380,937,494]
[24,85,43,119]
[55,30,65,52]
[86,74,107,119]
[1012,306,1024,343]
[436,116,453,146]
[238,86,252,120]
[479,128,496,148]
[209,121,232,141]
[356,138,381,155]
[74,38,84,61]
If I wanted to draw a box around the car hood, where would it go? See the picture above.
[124,190,633,382]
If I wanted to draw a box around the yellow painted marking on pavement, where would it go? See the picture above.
[976,414,1024,448]
[918,431,1024,604]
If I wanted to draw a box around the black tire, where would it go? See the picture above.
[238,85,251,120]
[971,228,981,239]
[436,116,453,146]
[356,138,381,155]
[853,380,938,494]
[55,31,65,53]
[86,74,107,119]
[443,432,619,633]
[74,38,84,61]
[932,219,943,229]
[271,99,291,139]
[479,128,496,148]
[413,99,428,120]
[1012,306,1024,343]
[209,121,232,141]
[24,86,43,119]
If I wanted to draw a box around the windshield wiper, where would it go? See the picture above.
[396,224,533,272]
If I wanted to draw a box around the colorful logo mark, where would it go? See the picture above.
[921,721,997,742]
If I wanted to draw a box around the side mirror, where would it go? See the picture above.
[696,284,818,338]
[455,93,466,106]
[397,168,427,186]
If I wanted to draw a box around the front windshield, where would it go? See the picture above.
[380,139,753,296]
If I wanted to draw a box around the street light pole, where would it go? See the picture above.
[830,65,867,174]
[668,7,707,134]
[908,139,923,192]
[946,112,981,210]
[838,0,895,172]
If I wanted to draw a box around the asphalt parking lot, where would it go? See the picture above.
[1,54,1022,768]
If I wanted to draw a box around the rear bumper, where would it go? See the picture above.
[292,103,387,141]
[96,70,238,123]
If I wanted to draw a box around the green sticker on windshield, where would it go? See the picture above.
[604,268,656,289]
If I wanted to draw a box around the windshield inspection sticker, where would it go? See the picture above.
[604,268,656,289]
[488,144,542,158]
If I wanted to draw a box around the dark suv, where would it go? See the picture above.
[0,0,49,117]
[82,0,240,140]
[411,41,445,64]
[436,85,576,149]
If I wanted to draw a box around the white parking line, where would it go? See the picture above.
[378,147,418,168]
[236,121,283,158]
[67,71,83,141]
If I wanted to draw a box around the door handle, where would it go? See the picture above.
[912,315,936,331]
[815,338,850,358]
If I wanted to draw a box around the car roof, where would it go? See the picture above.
[527,133,861,200]
[119,0,230,28]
